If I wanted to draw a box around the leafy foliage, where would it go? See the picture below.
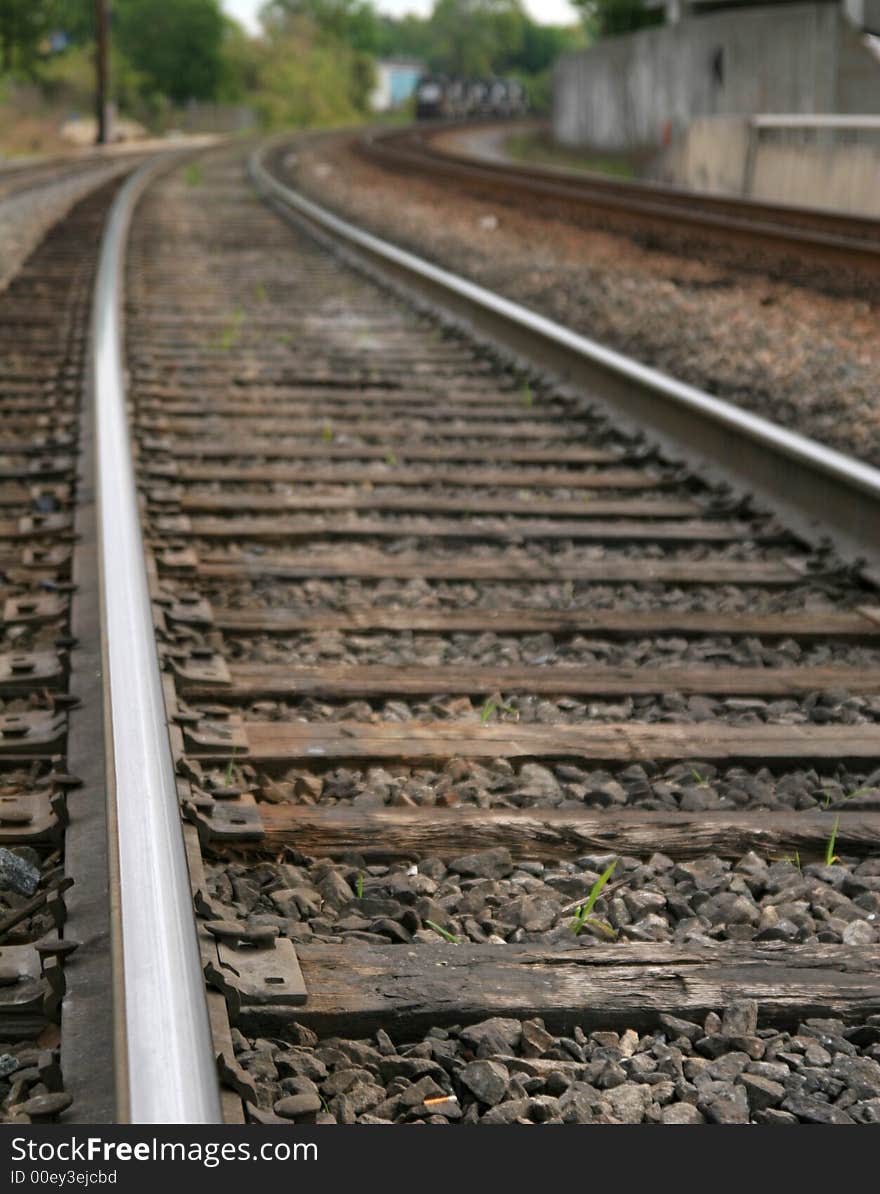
[0,0,61,74]
[113,0,225,104]
[571,0,661,39]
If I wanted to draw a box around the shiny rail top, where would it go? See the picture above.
[92,156,222,1124]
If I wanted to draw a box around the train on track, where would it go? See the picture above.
[415,74,528,120]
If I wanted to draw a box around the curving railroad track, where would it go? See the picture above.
[3,137,880,1125]
[357,123,880,293]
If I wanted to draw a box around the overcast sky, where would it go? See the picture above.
[222,0,580,36]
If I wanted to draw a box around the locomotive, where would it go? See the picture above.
[415,75,528,120]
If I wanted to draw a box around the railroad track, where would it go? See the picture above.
[357,124,880,291]
[5,138,880,1126]
[0,172,132,1125]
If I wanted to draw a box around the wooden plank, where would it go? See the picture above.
[146,462,663,490]
[209,605,880,640]
[193,552,804,585]
[0,437,75,456]
[141,397,552,420]
[255,806,880,860]
[177,492,702,519]
[143,417,574,442]
[0,457,73,482]
[207,718,880,766]
[144,439,628,467]
[173,514,758,545]
[137,385,523,407]
[141,404,573,428]
[0,484,31,508]
[189,662,880,702]
[241,941,880,1036]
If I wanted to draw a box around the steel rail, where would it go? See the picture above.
[92,156,222,1123]
[251,141,880,578]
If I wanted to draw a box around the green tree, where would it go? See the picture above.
[253,14,373,127]
[216,17,263,102]
[374,13,433,62]
[54,0,95,45]
[572,1,660,38]
[261,0,380,52]
[427,0,526,77]
[0,0,59,74]
[113,0,225,103]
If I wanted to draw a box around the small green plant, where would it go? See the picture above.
[521,384,533,409]
[321,423,335,443]
[690,767,709,788]
[479,697,518,724]
[825,816,841,866]
[384,451,397,466]
[777,849,802,872]
[215,308,243,352]
[821,784,873,810]
[254,282,268,304]
[570,860,617,937]
[355,873,364,899]
[184,162,203,187]
[425,920,460,944]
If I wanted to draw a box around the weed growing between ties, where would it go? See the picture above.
[570,860,617,938]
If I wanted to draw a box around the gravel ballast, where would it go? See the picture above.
[206,847,880,949]
[235,1003,880,1124]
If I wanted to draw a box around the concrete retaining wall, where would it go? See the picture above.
[554,6,879,151]
[655,116,880,217]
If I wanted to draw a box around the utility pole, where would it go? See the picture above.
[95,0,110,144]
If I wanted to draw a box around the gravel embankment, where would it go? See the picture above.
[285,137,880,468]
[234,1003,880,1124]
[0,162,132,293]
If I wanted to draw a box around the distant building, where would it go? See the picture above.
[370,60,425,113]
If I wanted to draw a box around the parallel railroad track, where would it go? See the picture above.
[6,136,880,1125]
[357,124,880,291]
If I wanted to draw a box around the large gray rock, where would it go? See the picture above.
[459,1017,522,1053]
[661,1102,706,1124]
[448,848,513,880]
[460,1060,509,1106]
[274,1092,321,1119]
[738,1073,785,1112]
[0,848,40,896]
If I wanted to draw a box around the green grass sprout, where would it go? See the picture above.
[825,816,841,866]
[479,697,518,724]
[425,920,460,944]
[570,860,617,937]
